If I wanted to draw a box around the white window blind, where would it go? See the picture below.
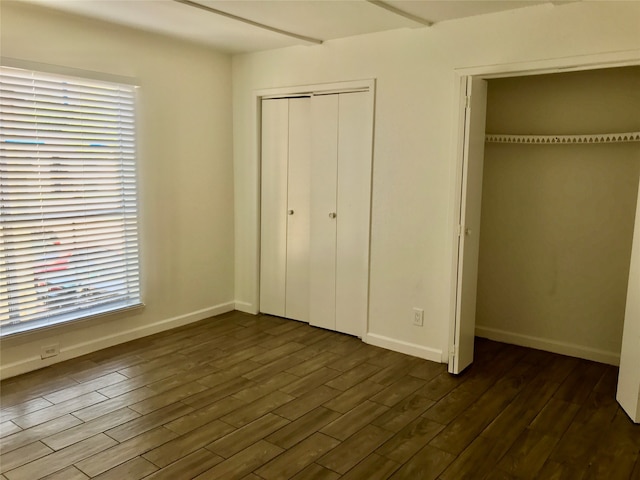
[0,66,142,336]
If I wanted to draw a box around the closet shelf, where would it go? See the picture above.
[485,132,640,144]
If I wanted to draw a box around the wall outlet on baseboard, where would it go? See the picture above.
[413,308,424,326]
[41,344,59,359]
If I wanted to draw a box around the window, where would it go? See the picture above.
[0,66,142,336]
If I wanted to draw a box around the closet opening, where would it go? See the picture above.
[450,65,640,423]
[478,67,639,365]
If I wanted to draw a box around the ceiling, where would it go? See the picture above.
[21,0,572,54]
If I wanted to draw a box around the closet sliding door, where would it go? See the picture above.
[260,86,373,335]
[336,92,374,336]
[260,99,288,317]
[309,95,338,330]
[285,99,311,321]
[310,92,373,336]
[260,97,311,322]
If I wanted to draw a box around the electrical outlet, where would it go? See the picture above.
[413,308,424,326]
[41,344,59,359]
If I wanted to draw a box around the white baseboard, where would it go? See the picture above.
[475,325,620,366]
[0,302,236,380]
[363,333,443,364]
[235,301,258,314]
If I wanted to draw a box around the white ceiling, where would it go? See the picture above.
[21,0,571,54]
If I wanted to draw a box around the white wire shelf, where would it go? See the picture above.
[485,132,640,145]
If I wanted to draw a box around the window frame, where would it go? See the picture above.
[0,62,144,337]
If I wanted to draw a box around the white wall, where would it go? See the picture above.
[232,2,640,361]
[0,2,235,378]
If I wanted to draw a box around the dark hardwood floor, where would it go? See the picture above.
[1,311,639,479]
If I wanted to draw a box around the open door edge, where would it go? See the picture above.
[448,75,473,375]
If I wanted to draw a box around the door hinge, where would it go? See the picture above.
[457,224,463,236]
[465,96,471,109]
[449,345,456,364]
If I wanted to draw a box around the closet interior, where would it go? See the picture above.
[475,66,640,364]
[259,88,374,337]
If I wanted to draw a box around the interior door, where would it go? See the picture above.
[449,76,488,374]
[309,94,339,331]
[260,98,288,317]
[285,97,311,321]
[617,179,640,423]
[335,92,373,337]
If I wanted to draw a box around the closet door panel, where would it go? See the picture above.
[260,99,289,317]
[310,95,339,331]
[285,97,311,322]
[335,92,373,337]
[617,175,640,423]
[451,77,487,374]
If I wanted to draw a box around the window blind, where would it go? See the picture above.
[0,66,142,336]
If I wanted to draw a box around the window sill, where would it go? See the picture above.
[0,302,145,340]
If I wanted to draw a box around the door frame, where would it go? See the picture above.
[448,50,640,371]
[253,79,376,338]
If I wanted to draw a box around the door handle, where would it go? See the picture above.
[288,210,294,215]
[329,212,337,219]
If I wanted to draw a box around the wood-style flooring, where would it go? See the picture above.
[1,311,639,479]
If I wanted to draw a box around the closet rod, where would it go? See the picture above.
[486,132,640,144]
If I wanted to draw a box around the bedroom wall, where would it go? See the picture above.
[0,2,235,378]
[2,1,639,377]
[477,68,640,364]
[231,1,640,362]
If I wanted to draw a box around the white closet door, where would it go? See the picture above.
[617,178,640,423]
[450,77,487,374]
[310,94,339,331]
[285,97,311,321]
[335,92,373,336]
[260,99,289,317]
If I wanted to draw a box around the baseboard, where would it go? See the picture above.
[363,333,443,364]
[235,301,258,314]
[0,302,236,380]
[475,325,620,366]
